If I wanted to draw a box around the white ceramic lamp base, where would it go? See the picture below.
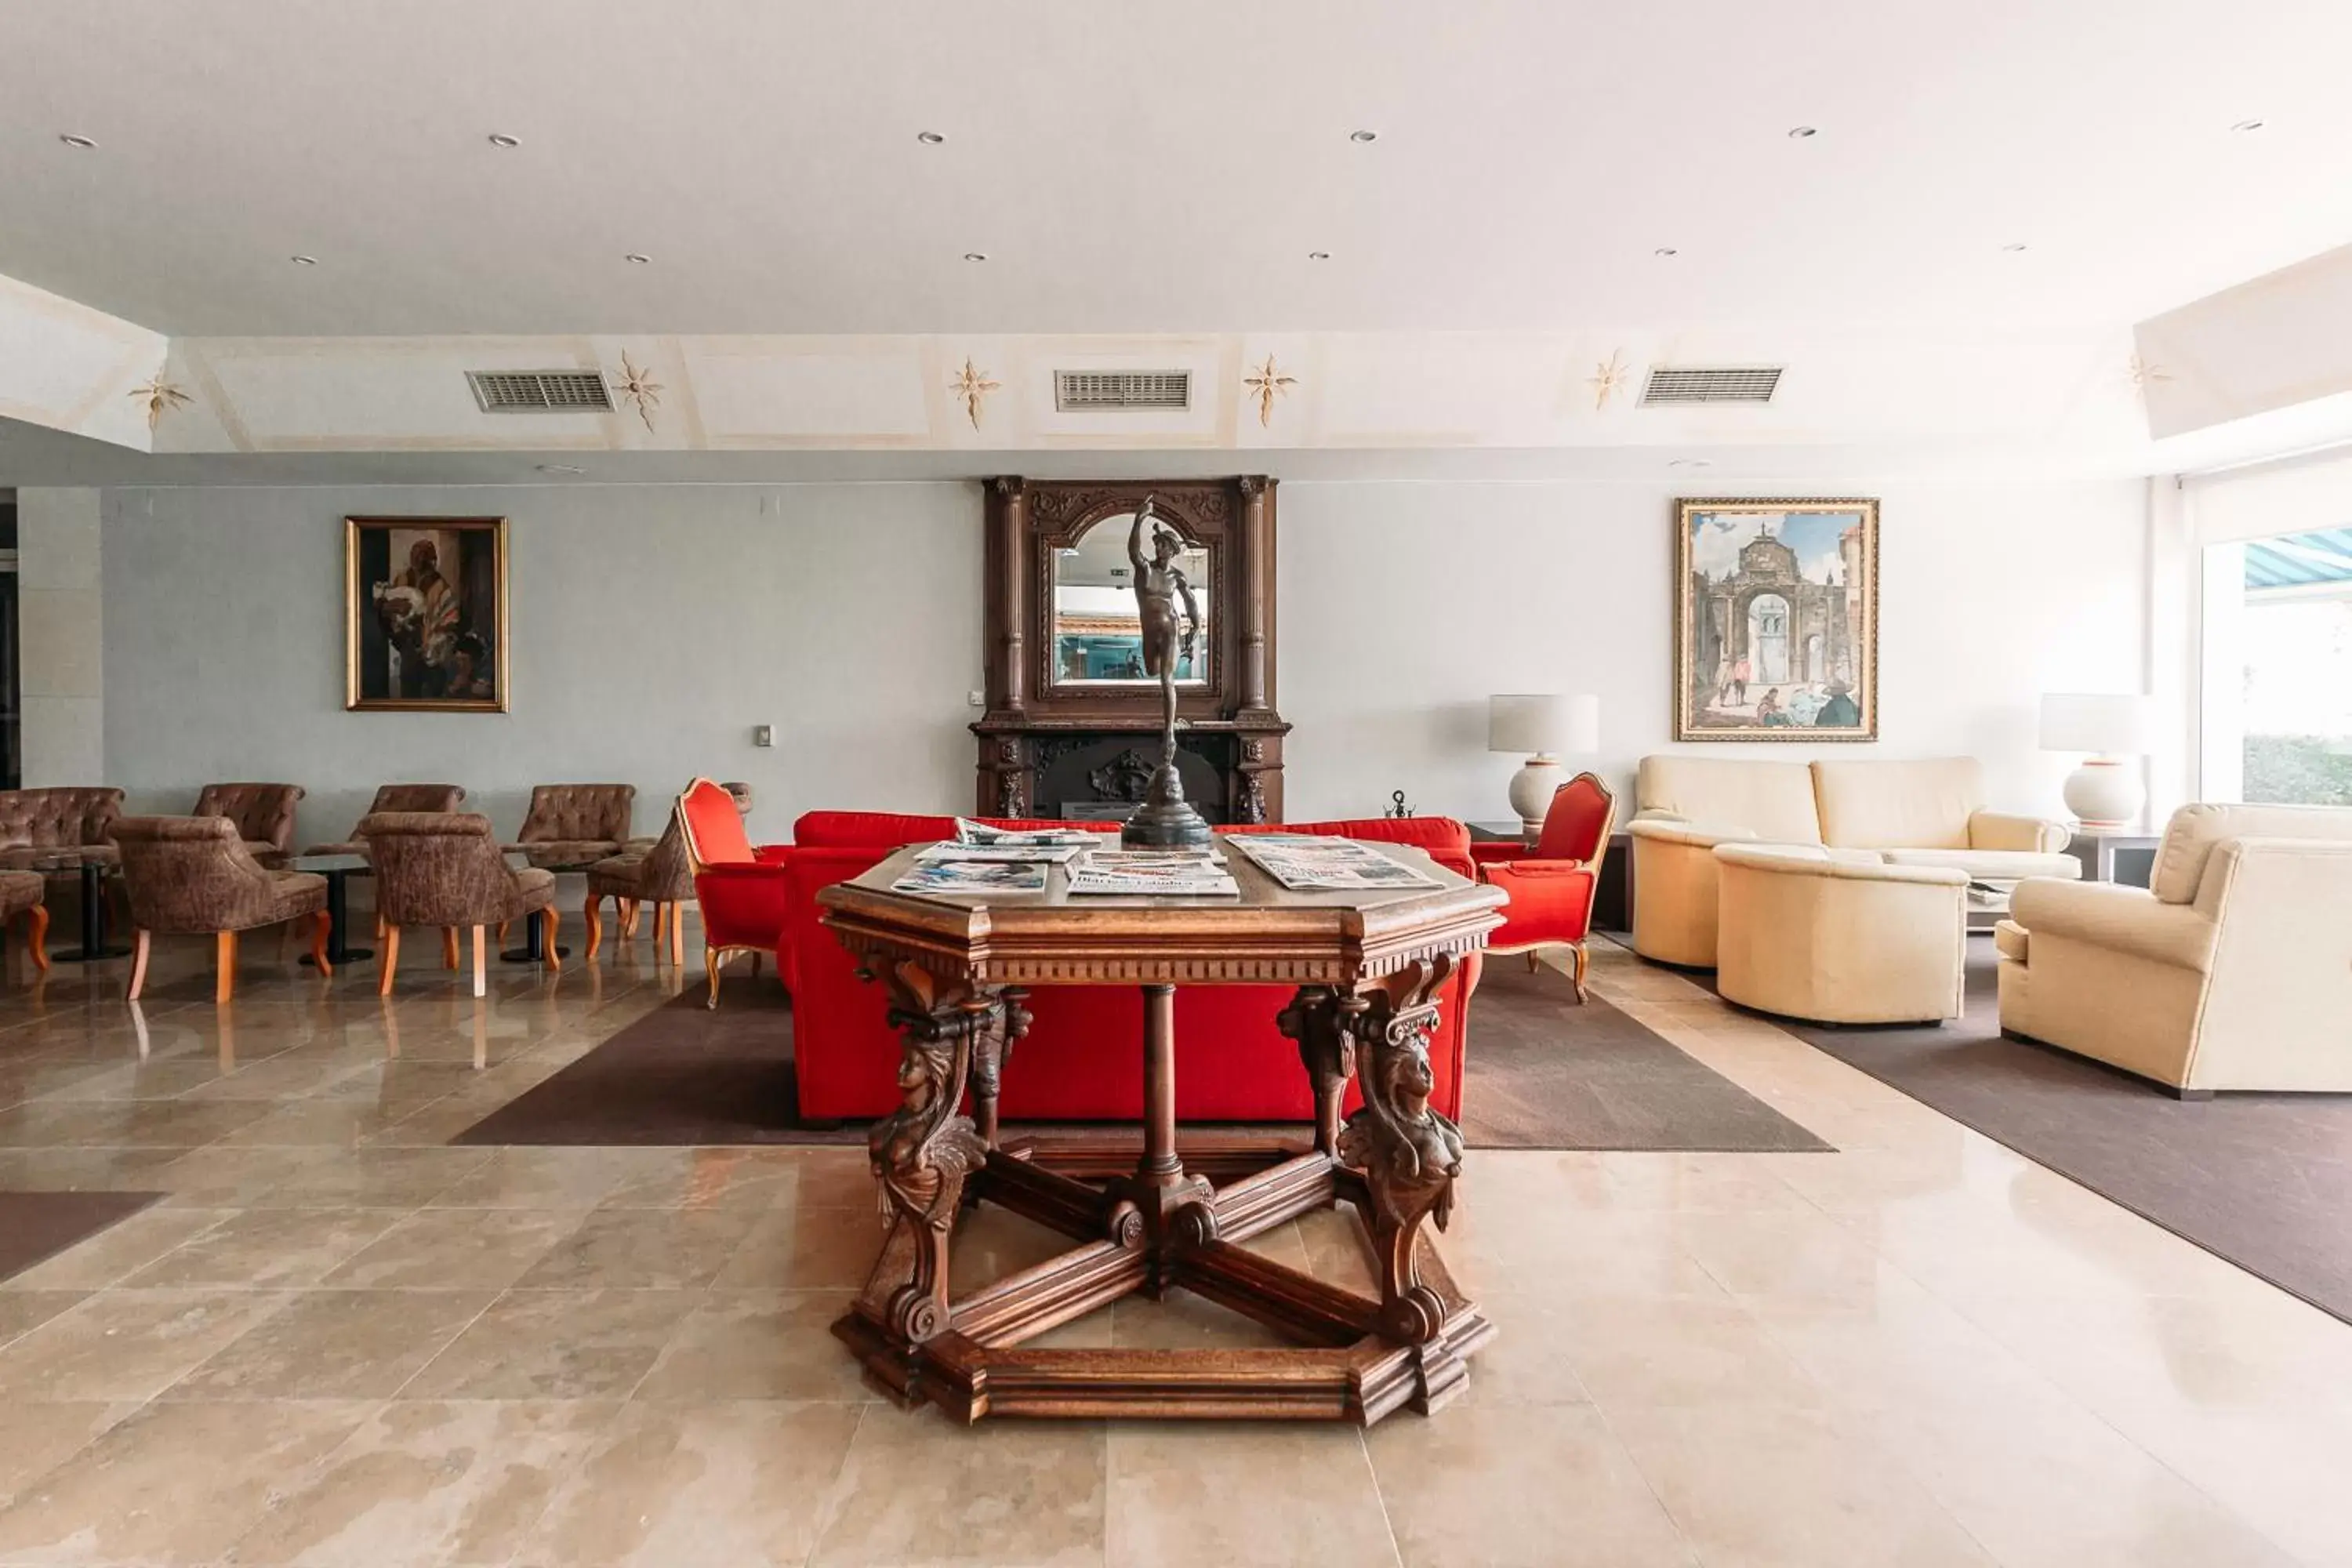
[1506,754,1566,837]
[2062,756,2143,829]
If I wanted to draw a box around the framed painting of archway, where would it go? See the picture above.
[1674,498,1877,742]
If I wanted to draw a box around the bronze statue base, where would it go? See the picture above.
[1123,768,1214,850]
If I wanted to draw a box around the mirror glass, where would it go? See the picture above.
[1051,513,1211,685]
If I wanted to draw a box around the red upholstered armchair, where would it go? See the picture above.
[675,777,793,1010]
[1470,771,1617,1001]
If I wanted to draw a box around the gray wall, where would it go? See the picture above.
[92,473,2149,844]
[99,483,984,845]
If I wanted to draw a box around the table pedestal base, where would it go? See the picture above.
[835,967,1490,1425]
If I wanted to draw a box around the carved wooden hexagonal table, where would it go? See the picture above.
[815,840,1505,1423]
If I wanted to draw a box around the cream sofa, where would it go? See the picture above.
[1715,844,1969,1025]
[1997,803,2352,1094]
[1626,756,2074,967]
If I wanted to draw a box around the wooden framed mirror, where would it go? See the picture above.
[974,477,1288,822]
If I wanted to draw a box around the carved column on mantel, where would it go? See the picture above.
[1236,475,1274,716]
[991,477,1030,717]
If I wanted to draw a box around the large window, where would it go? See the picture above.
[2201,525,2352,805]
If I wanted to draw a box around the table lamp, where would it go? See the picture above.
[1489,693,1599,836]
[2039,692,2154,828]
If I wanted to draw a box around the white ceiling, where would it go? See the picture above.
[5,0,2350,339]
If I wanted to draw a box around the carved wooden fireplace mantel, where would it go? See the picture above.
[974,477,1290,822]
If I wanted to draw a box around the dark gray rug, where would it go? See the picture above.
[1759,940,2352,1325]
[458,964,1831,1155]
[0,1192,162,1283]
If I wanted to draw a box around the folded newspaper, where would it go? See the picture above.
[951,818,1099,850]
[1225,833,1439,891]
[915,839,1091,865]
[1065,848,1240,898]
[890,858,1050,895]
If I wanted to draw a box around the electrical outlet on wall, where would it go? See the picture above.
[752,725,773,747]
[967,690,985,708]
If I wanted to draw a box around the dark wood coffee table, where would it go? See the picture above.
[816,840,1506,1425]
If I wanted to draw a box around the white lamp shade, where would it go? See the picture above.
[1488,693,1599,755]
[2039,692,2154,756]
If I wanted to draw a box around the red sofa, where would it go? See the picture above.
[782,812,1486,1123]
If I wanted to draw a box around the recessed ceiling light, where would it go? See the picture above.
[289,254,318,266]
[538,463,586,475]
[57,133,96,150]
[1654,247,1679,257]
[2000,242,2030,252]
[2230,118,2265,132]
[1349,129,1377,143]
[622,252,651,264]
[1787,125,1818,139]
[487,132,521,148]
[916,130,946,145]
[1308,250,1330,260]
[1668,458,1715,471]
[963,251,988,263]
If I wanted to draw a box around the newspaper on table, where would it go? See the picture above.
[1225,833,1439,892]
[890,858,1050,896]
[1064,848,1240,898]
[915,839,1091,865]
[950,818,1099,850]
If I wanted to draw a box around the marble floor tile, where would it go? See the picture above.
[510,1205,760,1290]
[0,1292,88,1350]
[318,1206,589,1290]
[515,1399,864,1568]
[1103,1422,1391,1568]
[632,1290,873,1402]
[0,1396,372,1566]
[0,1206,233,1291]
[0,1403,135,1511]
[0,1287,292,1401]
[397,1287,703,1399]
[813,1411,1105,1568]
[714,1205,886,1290]
[161,1287,494,1399]
[1367,1404,1696,1567]
[240,1143,497,1207]
[117,1205,408,1289]
[222,1399,619,1567]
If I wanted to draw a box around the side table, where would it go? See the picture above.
[2063,826,2161,888]
[22,849,130,963]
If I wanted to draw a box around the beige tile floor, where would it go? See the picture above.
[0,929,2347,1566]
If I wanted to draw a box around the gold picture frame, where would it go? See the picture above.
[344,516,510,713]
[1675,497,1878,742]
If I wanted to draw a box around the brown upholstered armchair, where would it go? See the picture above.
[0,871,48,975]
[112,817,331,1002]
[193,782,305,868]
[306,783,466,857]
[511,783,636,864]
[584,815,695,965]
[364,811,560,996]
[0,787,125,869]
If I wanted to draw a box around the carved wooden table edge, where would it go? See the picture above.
[815,849,1506,1425]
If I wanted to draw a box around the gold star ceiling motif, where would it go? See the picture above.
[1243,355,1297,428]
[612,351,664,432]
[1587,349,1633,410]
[129,373,190,432]
[949,358,1001,430]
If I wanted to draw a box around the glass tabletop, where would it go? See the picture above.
[16,847,118,872]
[285,853,372,873]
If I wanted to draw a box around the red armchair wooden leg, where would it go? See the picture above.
[1571,942,1589,1003]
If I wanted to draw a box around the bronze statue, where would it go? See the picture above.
[1122,495,1212,848]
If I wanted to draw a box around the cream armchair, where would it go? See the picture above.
[1997,803,2352,1094]
[1715,844,1968,1025]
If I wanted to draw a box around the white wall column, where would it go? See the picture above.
[16,488,105,785]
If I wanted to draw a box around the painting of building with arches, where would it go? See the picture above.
[1675,499,1878,741]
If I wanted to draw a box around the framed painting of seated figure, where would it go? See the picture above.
[1675,498,1878,742]
[344,515,510,713]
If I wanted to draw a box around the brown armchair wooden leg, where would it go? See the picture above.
[310,910,334,978]
[471,924,487,998]
[126,928,151,1000]
[670,904,684,967]
[583,895,603,962]
[652,902,668,956]
[539,906,561,972]
[379,927,401,997]
[620,898,639,938]
[441,927,460,970]
[21,906,49,975]
[215,930,239,1004]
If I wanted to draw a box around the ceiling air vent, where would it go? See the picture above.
[1054,369,1192,412]
[466,370,615,413]
[1639,365,1784,406]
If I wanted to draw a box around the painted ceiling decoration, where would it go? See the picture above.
[612,350,663,432]
[949,358,1000,430]
[129,371,189,432]
[1588,349,1633,411]
[1243,355,1297,429]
